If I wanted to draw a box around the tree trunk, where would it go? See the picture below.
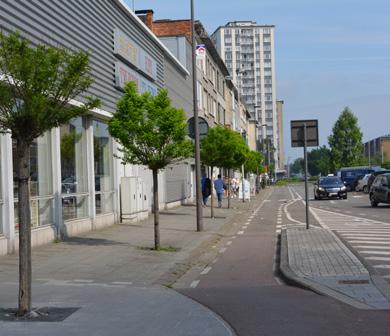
[16,140,32,316]
[227,169,231,209]
[152,169,160,250]
[210,166,214,218]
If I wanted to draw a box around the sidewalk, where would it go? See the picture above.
[0,194,263,335]
[281,225,390,309]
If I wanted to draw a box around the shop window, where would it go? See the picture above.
[93,120,114,215]
[60,117,89,221]
[13,132,53,229]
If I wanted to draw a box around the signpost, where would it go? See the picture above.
[291,120,319,229]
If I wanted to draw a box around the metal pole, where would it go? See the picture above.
[242,164,245,202]
[190,0,203,232]
[303,124,309,230]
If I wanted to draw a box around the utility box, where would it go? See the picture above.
[120,177,148,221]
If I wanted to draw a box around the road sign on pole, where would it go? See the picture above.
[291,120,319,229]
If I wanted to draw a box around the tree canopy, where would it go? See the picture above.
[328,107,364,169]
[0,31,99,142]
[108,81,193,171]
[308,146,332,176]
[200,126,248,170]
[245,150,264,174]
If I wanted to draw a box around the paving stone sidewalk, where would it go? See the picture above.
[281,225,390,309]
[0,195,265,336]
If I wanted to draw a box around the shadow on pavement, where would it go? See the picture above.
[62,237,126,246]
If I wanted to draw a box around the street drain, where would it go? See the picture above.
[338,279,370,285]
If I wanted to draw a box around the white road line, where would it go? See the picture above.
[212,258,219,264]
[373,265,390,269]
[349,241,390,244]
[226,241,232,246]
[276,229,281,233]
[354,245,390,249]
[232,236,237,239]
[190,280,200,288]
[341,234,390,238]
[360,251,390,255]
[342,237,390,241]
[242,226,248,229]
[72,279,94,283]
[111,281,133,285]
[201,266,212,275]
[366,257,390,261]
[238,231,244,235]
[219,247,227,253]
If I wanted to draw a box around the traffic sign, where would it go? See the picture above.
[291,119,319,148]
[188,116,209,140]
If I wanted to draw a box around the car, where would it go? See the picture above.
[314,176,348,200]
[367,170,390,193]
[355,174,371,193]
[369,173,390,207]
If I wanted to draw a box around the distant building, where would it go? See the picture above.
[211,21,279,168]
[364,135,390,165]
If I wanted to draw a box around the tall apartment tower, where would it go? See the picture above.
[212,21,279,169]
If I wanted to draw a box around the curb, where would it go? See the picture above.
[279,229,373,310]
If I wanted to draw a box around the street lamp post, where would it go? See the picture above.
[190,0,203,232]
[236,69,246,203]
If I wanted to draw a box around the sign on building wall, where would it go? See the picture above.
[115,62,158,96]
[113,28,157,80]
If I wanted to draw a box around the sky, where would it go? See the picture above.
[128,0,390,162]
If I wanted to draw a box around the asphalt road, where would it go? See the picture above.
[292,183,390,223]
[177,186,390,336]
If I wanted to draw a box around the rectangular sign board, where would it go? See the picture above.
[291,119,319,147]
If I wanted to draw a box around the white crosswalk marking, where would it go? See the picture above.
[311,207,390,284]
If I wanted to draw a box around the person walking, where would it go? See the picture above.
[214,174,226,208]
[201,173,211,206]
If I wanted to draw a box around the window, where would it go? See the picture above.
[13,132,53,229]
[60,117,89,221]
[93,120,114,215]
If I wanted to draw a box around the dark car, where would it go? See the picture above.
[369,173,390,207]
[367,170,390,193]
[314,176,347,200]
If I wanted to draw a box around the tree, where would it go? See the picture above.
[220,131,249,208]
[108,81,193,250]
[244,150,264,175]
[0,32,99,316]
[200,127,248,213]
[290,158,304,176]
[328,107,365,169]
[308,146,332,176]
[382,162,390,169]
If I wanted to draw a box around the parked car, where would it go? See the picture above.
[369,173,390,207]
[367,170,390,193]
[355,174,371,193]
[314,176,347,200]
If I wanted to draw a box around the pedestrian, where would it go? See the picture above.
[214,174,226,208]
[201,173,211,206]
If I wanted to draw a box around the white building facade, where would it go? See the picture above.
[211,21,280,170]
